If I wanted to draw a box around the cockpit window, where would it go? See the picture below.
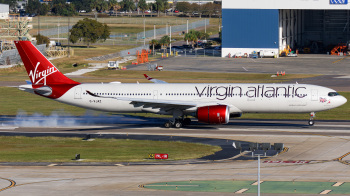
[328,92,339,97]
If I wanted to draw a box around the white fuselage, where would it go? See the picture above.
[56,83,347,115]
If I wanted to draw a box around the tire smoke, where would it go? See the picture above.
[1,110,151,127]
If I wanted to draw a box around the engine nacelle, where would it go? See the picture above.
[197,105,230,124]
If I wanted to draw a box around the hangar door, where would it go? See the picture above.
[280,10,350,53]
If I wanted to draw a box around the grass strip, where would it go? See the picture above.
[0,136,221,162]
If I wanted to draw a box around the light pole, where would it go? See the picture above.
[154,24,156,40]
[166,22,168,35]
[68,16,70,57]
[186,19,189,45]
[143,19,146,46]
[170,26,172,55]
[57,18,60,42]
[258,154,261,196]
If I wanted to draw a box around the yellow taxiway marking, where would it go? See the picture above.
[251,181,264,185]
[48,164,57,167]
[332,182,344,187]
[0,177,16,192]
[235,188,249,193]
[320,190,332,194]
[332,55,349,64]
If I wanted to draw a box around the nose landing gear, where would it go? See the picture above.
[308,112,315,126]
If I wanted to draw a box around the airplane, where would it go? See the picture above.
[14,41,347,128]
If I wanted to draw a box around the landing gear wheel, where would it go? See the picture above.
[175,121,183,128]
[164,122,172,128]
[308,120,315,126]
[309,112,316,126]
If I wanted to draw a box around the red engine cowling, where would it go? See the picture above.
[197,105,230,124]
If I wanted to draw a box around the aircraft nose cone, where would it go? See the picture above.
[340,96,348,106]
[335,95,348,107]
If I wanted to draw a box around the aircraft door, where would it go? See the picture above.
[74,87,82,99]
[153,90,158,99]
[311,90,318,101]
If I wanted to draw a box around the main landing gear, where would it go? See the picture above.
[164,118,191,128]
[308,112,315,126]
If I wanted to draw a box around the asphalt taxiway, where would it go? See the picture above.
[0,119,350,195]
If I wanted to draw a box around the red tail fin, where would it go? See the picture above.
[14,41,79,85]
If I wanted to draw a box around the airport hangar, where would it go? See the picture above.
[222,0,350,57]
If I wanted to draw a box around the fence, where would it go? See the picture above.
[154,48,221,58]
[86,45,149,61]
[37,19,209,45]
[136,19,210,40]
[39,26,72,37]
[0,44,46,65]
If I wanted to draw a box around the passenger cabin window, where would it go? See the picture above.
[328,92,339,97]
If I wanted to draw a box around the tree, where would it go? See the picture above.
[175,2,191,16]
[138,0,148,17]
[184,30,201,48]
[213,3,221,18]
[148,2,154,17]
[155,0,166,17]
[149,39,158,55]
[39,3,50,15]
[71,0,92,12]
[69,18,110,48]
[26,0,49,15]
[91,0,108,13]
[34,34,50,47]
[51,0,76,16]
[108,0,119,11]
[191,3,202,18]
[120,0,135,17]
[202,2,215,18]
[199,32,209,41]
[26,0,41,15]
[159,35,170,53]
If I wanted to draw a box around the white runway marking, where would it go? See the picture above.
[0,126,18,130]
[335,75,350,79]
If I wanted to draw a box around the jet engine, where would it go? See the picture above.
[197,105,230,124]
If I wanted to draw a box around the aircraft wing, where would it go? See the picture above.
[144,74,168,84]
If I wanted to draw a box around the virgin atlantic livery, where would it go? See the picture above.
[15,41,347,128]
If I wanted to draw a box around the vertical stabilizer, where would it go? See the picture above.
[15,41,80,99]
[14,41,79,85]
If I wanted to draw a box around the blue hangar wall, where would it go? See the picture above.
[222,9,279,57]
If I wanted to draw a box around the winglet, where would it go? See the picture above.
[144,74,152,81]
[143,74,167,84]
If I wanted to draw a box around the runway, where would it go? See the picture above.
[0,118,350,195]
